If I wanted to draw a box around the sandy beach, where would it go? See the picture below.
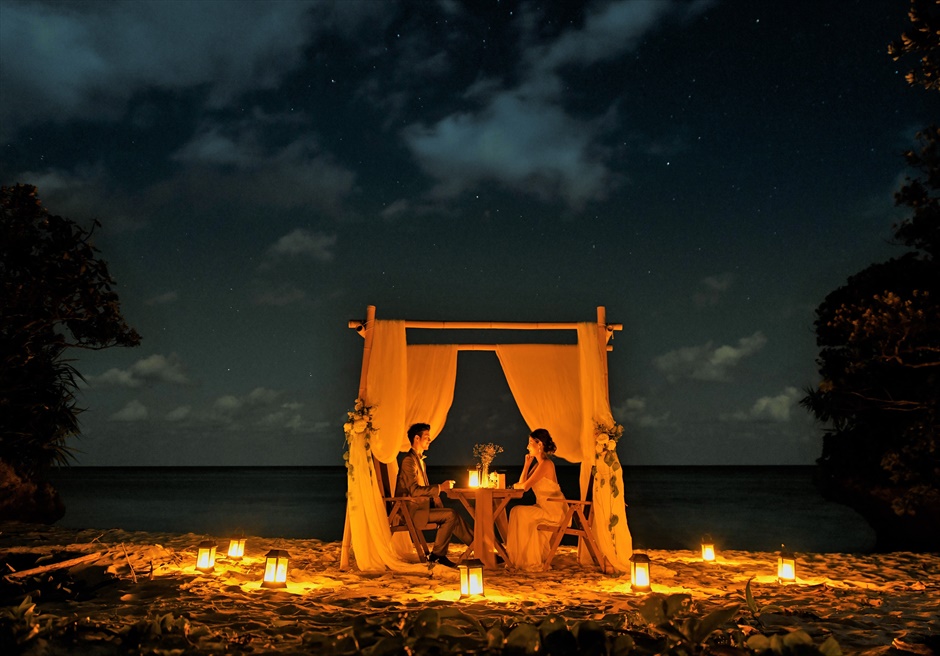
[1,521,937,655]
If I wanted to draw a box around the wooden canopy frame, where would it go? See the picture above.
[340,305,622,570]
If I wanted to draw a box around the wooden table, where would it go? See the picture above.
[447,487,524,568]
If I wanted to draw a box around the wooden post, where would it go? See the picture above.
[340,305,377,571]
[596,306,611,406]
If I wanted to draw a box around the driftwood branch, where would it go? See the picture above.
[2,551,105,580]
[121,543,138,583]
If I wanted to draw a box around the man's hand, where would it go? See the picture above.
[440,479,455,491]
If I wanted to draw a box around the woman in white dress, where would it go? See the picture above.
[503,428,567,571]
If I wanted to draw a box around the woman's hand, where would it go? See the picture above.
[512,482,523,490]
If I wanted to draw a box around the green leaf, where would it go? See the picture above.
[745,578,759,615]
[664,593,691,619]
[409,609,440,639]
[505,624,540,654]
[611,634,635,656]
[746,634,771,651]
[574,620,606,655]
[485,626,505,649]
[818,635,843,656]
[690,605,739,643]
[782,630,813,647]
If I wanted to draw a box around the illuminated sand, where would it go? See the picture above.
[1,523,937,654]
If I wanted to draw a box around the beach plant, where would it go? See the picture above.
[0,596,48,648]
[636,592,741,655]
[743,579,842,656]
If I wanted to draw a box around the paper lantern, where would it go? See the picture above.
[777,546,796,583]
[227,537,246,559]
[701,535,716,562]
[261,549,290,588]
[458,559,485,596]
[468,469,480,488]
[630,552,652,593]
[196,540,216,572]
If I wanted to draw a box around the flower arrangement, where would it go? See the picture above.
[473,442,503,468]
[473,442,503,487]
[342,398,376,481]
[592,421,625,534]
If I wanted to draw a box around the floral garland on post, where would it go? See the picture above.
[342,398,376,482]
[593,421,624,536]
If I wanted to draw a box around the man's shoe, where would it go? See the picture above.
[429,554,458,568]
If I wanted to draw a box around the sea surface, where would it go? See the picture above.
[47,465,878,553]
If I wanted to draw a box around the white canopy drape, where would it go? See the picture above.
[345,319,632,572]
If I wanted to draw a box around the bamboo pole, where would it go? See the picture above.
[349,319,623,332]
[597,306,611,406]
[341,305,377,571]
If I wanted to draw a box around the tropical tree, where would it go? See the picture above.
[1,184,141,522]
[801,1,939,550]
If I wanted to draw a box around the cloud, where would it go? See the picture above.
[404,91,615,209]
[724,386,803,422]
[166,406,191,422]
[212,387,283,416]
[266,229,337,263]
[399,0,705,211]
[693,273,735,307]
[146,291,179,306]
[654,331,767,382]
[252,285,307,307]
[89,354,191,388]
[614,396,671,428]
[110,400,148,422]
[11,166,147,233]
[171,124,357,216]
[0,1,319,138]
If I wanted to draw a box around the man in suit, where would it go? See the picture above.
[395,422,472,568]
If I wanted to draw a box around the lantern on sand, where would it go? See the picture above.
[630,552,652,593]
[777,546,796,583]
[458,559,485,596]
[468,469,480,488]
[261,549,290,588]
[701,535,716,562]
[227,537,246,559]
[196,540,216,572]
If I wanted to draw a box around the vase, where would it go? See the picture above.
[480,462,490,488]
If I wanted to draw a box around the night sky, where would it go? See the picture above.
[2,0,935,467]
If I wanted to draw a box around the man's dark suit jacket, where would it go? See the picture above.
[395,449,442,527]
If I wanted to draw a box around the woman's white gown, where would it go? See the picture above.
[506,476,567,571]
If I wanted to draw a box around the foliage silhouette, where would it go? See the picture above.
[801,2,939,551]
[1,184,140,522]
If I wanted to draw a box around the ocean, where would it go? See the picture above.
[47,465,877,554]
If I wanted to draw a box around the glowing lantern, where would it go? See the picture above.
[468,469,480,488]
[458,559,485,597]
[227,537,246,559]
[701,535,716,562]
[777,546,796,583]
[261,549,290,588]
[196,540,216,572]
[630,552,652,593]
